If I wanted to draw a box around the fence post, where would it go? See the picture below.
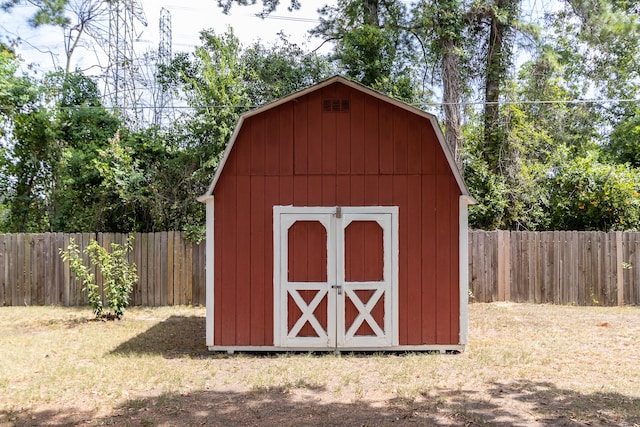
[616,231,624,306]
[497,230,511,301]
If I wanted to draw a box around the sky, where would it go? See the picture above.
[0,0,335,75]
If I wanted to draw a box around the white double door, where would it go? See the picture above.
[274,206,398,349]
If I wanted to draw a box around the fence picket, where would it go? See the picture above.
[141,234,149,306]
[0,235,5,306]
[35,234,45,305]
[167,232,175,306]
[160,232,168,306]
[154,232,162,307]
[0,231,637,308]
[185,242,193,304]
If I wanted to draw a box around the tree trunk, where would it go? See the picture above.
[442,39,462,168]
[363,0,380,26]
[483,1,513,171]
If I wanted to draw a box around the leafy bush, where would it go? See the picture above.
[60,236,138,320]
[548,149,640,230]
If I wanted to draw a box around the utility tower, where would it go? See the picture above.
[154,7,174,127]
[104,0,148,127]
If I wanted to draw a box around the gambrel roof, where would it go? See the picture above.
[199,75,472,201]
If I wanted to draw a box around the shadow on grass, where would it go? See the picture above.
[107,315,457,360]
[0,407,97,427]
[422,380,640,426]
[110,315,210,359]
[4,380,640,426]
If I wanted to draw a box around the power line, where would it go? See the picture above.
[452,98,640,107]
[1,97,638,113]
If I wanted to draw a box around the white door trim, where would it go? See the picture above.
[273,206,398,349]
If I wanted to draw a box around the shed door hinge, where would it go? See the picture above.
[335,206,342,218]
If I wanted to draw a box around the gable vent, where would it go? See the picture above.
[323,99,350,112]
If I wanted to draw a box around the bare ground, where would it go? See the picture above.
[1,303,639,426]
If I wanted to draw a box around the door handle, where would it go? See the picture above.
[331,285,343,295]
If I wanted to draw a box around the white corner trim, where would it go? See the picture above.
[459,196,471,345]
[272,206,283,347]
[205,197,215,347]
[197,194,214,203]
[460,194,478,206]
[390,206,399,346]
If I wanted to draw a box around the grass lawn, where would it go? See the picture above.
[1,303,639,426]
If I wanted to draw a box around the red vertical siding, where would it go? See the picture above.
[336,175,350,207]
[218,174,236,346]
[393,175,409,344]
[407,115,422,174]
[421,175,437,344]
[393,110,408,174]
[234,122,250,175]
[350,90,365,175]
[364,175,378,205]
[421,124,436,173]
[336,97,352,175]
[250,176,266,345]
[407,175,422,344]
[322,95,337,175]
[265,110,279,175]
[236,176,251,345]
[250,114,265,174]
[213,81,464,347]
[289,221,327,282]
[364,98,379,175]
[264,176,279,344]
[350,175,365,205]
[307,91,323,175]
[294,96,308,175]
[293,175,308,205]
[435,174,452,343]
[308,175,323,206]
[322,175,337,206]
[379,101,394,174]
[279,105,294,175]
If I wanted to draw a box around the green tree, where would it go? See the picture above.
[0,47,52,232]
[44,71,121,231]
[548,149,640,230]
[607,108,640,167]
[60,235,138,320]
[241,34,335,105]
[1,69,124,232]
[313,0,422,104]
[155,30,334,232]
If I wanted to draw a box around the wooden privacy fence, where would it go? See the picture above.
[2,231,640,307]
[469,231,640,306]
[0,232,205,307]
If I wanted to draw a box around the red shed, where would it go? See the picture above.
[199,76,474,352]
